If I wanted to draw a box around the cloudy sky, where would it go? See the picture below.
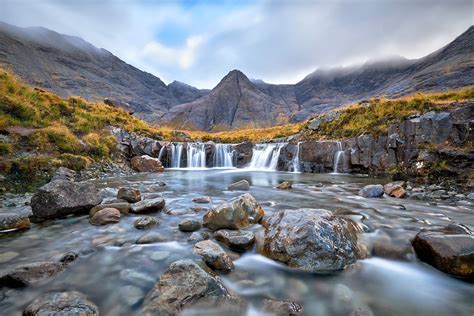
[1,0,472,88]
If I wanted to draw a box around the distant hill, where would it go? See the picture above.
[0,22,207,121]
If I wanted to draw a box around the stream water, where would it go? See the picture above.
[0,170,473,315]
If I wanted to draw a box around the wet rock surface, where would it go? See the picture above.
[136,232,168,244]
[134,216,159,229]
[193,240,234,272]
[203,193,264,231]
[130,197,165,214]
[178,219,202,232]
[262,209,363,271]
[214,229,256,252]
[24,291,99,316]
[228,180,250,191]
[117,187,142,203]
[89,202,131,216]
[359,184,384,198]
[89,207,121,226]
[192,196,212,204]
[276,181,293,190]
[0,213,30,231]
[142,259,234,315]
[0,262,64,288]
[261,299,303,316]
[412,231,474,279]
[31,180,102,219]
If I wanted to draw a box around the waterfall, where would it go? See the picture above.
[170,143,183,168]
[333,141,345,174]
[248,143,285,170]
[292,142,301,173]
[157,146,166,162]
[187,143,206,168]
[214,144,234,168]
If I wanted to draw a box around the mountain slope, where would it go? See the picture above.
[163,70,298,131]
[0,22,207,121]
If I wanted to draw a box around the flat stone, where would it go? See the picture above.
[134,216,159,229]
[193,240,234,272]
[89,202,131,216]
[130,197,165,214]
[0,261,64,288]
[24,291,99,316]
[214,229,255,252]
[192,196,212,204]
[89,208,121,226]
[136,232,168,244]
[227,180,250,191]
[0,213,30,231]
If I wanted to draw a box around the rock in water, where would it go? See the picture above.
[0,213,31,231]
[130,197,166,214]
[117,187,142,203]
[89,202,131,216]
[261,209,363,272]
[214,229,255,252]
[142,259,234,315]
[203,193,264,231]
[358,184,384,198]
[261,299,303,316]
[89,208,121,226]
[136,232,168,244]
[134,216,160,229]
[276,181,293,190]
[227,180,250,191]
[412,231,474,279]
[383,181,407,198]
[131,155,164,173]
[24,291,99,316]
[0,262,64,288]
[192,196,212,204]
[31,180,102,219]
[193,240,234,272]
[178,219,202,232]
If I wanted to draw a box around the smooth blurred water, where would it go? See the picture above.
[0,170,473,315]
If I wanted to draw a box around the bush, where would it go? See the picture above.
[0,142,13,155]
[30,124,81,153]
[58,153,92,171]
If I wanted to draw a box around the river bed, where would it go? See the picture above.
[1,169,473,315]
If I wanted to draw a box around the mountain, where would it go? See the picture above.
[163,70,298,130]
[0,22,207,121]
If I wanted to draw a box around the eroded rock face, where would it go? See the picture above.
[24,291,99,316]
[0,262,64,288]
[193,240,234,272]
[131,155,164,173]
[31,180,102,219]
[359,184,384,198]
[261,209,363,272]
[89,207,121,226]
[412,231,474,279]
[203,194,264,231]
[142,259,234,315]
[117,187,141,203]
[227,180,250,191]
[0,213,30,231]
[130,197,165,214]
[214,229,255,252]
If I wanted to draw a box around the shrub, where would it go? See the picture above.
[0,142,13,155]
[30,124,81,153]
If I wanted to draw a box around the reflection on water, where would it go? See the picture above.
[0,170,473,315]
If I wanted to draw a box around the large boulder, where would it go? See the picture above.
[214,229,255,252]
[24,291,99,316]
[130,197,166,214]
[358,184,384,198]
[131,155,164,173]
[31,180,102,219]
[261,209,363,272]
[0,213,31,231]
[193,240,234,272]
[0,262,64,288]
[142,259,236,315]
[412,231,474,279]
[203,193,264,231]
[89,207,121,226]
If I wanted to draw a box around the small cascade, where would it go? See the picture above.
[214,144,234,168]
[170,143,183,168]
[292,142,302,173]
[248,143,286,170]
[187,143,206,168]
[333,141,345,174]
[157,146,166,162]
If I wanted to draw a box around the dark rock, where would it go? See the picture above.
[24,291,99,316]
[0,213,30,231]
[193,240,234,272]
[178,219,202,232]
[214,229,255,252]
[192,196,212,204]
[227,180,250,191]
[142,259,234,314]
[0,262,64,288]
[89,207,121,226]
[261,209,363,271]
[276,181,293,190]
[130,197,165,214]
[59,252,79,264]
[136,232,168,244]
[188,231,210,243]
[51,167,76,181]
[358,184,384,198]
[203,193,264,231]
[31,180,102,219]
[261,299,303,316]
[117,187,141,203]
[89,202,131,216]
[232,142,254,167]
[130,155,164,173]
[412,231,474,279]
[134,216,160,229]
